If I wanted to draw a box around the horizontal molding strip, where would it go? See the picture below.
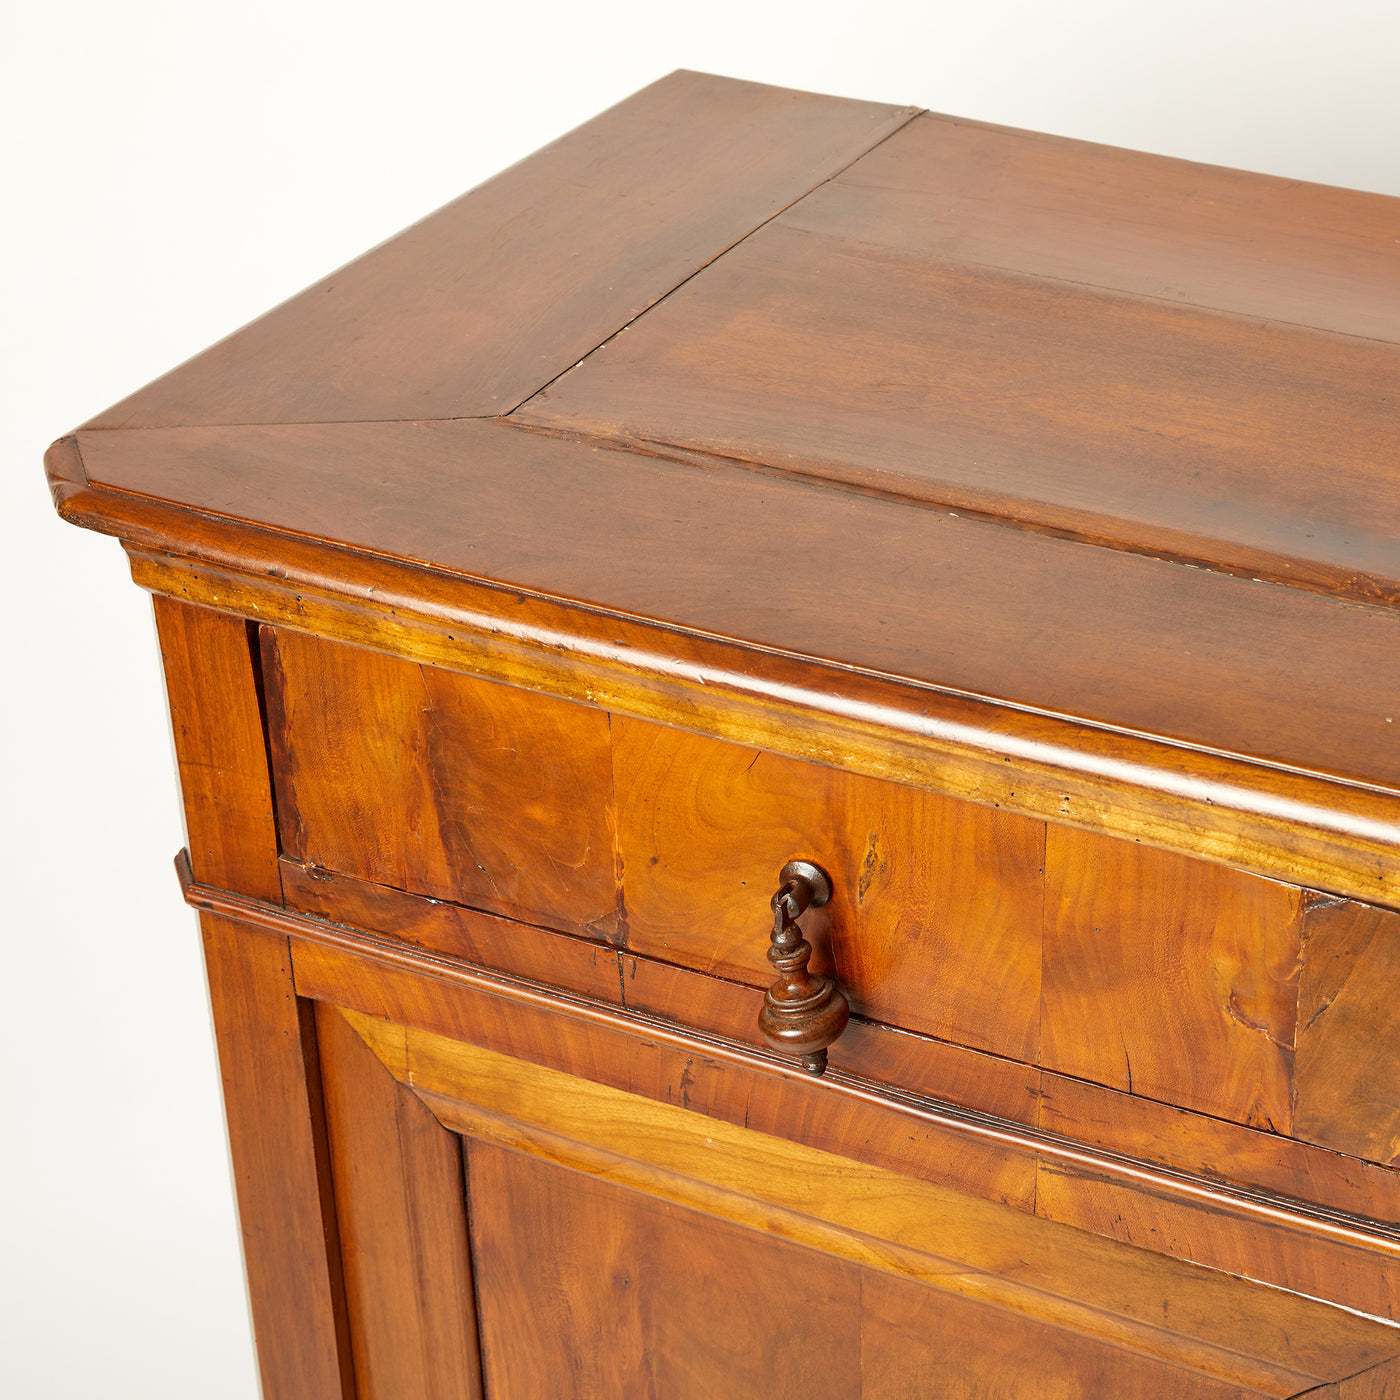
[45,430,1400,906]
[175,850,1400,1263]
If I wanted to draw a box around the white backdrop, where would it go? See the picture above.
[5,3,1399,1394]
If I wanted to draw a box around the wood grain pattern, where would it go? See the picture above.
[1038,1070,1400,1229]
[469,1139,862,1400]
[281,855,1043,1124]
[1296,900,1400,1166]
[264,625,619,939]
[518,159,1400,609]
[250,885,1400,1326]
[66,426,1400,912]
[81,416,1400,801]
[108,531,1400,910]
[618,945,1043,1124]
[314,1003,482,1400]
[793,112,1400,341]
[1307,1352,1400,1397]
[289,850,1400,1238]
[1033,1156,1400,1324]
[84,72,916,429]
[53,73,1400,1398]
[1042,827,1303,1129]
[156,590,351,1397]
[859,1268,1257,1400]
[200,915,352,1400]
[289,931,1040,1212]
[614,716,1044,1060]
[343,1011,1398,1394]
[154,594,281,902]
[282,858,625,1005]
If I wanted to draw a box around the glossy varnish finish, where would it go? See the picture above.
[49,71,1400,1396]
[156,598,352,1400]
[263,625,620,940]
[86,72,916,428]
[265,632,1400,1162]
[314,1004,482,1399]
[339,1007,1398,1394]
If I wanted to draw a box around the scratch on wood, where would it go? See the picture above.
[1224,990,1289,1051]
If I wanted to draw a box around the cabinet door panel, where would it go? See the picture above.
[315,1003,483,1400]
[860,1269,1255,1400]
[467,1139,861,1400]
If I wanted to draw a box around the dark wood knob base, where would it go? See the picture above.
[759,862,850,1076]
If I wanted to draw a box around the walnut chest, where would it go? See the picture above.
[47,69,1400,1397]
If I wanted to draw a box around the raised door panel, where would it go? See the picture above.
[467,1141,1271,1400]
[468,1140,861,1399]
[314,1003,483,1400]
[859,1269,1257,1400]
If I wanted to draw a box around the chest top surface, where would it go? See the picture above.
[47,69,1400,900]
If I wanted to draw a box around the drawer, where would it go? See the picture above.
[262,623,1400,1166]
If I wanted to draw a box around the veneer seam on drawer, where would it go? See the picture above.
[175,850,1400,1259]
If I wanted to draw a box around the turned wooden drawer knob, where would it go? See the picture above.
[758,860,850,1076]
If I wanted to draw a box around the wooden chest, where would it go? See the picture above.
[48,70,1400,1396]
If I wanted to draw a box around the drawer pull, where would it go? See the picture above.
[759,860,850,1076]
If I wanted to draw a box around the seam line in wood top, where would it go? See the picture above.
[175,849,1400,1260]
[64,107,926,438]
[71,406,1400,613]
[71,402,1400,620]
[500,415,1399,611]
[768,216,1400,349]
[497,104,926,418]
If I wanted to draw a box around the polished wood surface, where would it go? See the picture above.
[520,159,1400,606]
[1310,1354,1400,1398]
[264,625,619,938]
[50,72,1400,1394]
[784,113,1400,340]
[154,595,280,902]
[200,915,353,1400]
[84,72,915,428]
[1296,898,1400,1164]
[265,649,1395,1154]
[274,855,1400,1214]
[157,596,352,1399]
[469,1140,860,1400]
[115,533,1400,908]
[277,856,1044,1124]
[341,1008,1399,1394]
[66,416,1400,800]
[858,1268,1257,1400]
[615,716,1044,1061]
[45,86,1400,902]
[1042,829,1303,1129]
[177,858,1396,1322]
[314,1002,482,1399]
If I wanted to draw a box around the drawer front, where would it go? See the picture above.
[262,624,1396,1166]
[263,624,620,940]
[612,714,1043,1062]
